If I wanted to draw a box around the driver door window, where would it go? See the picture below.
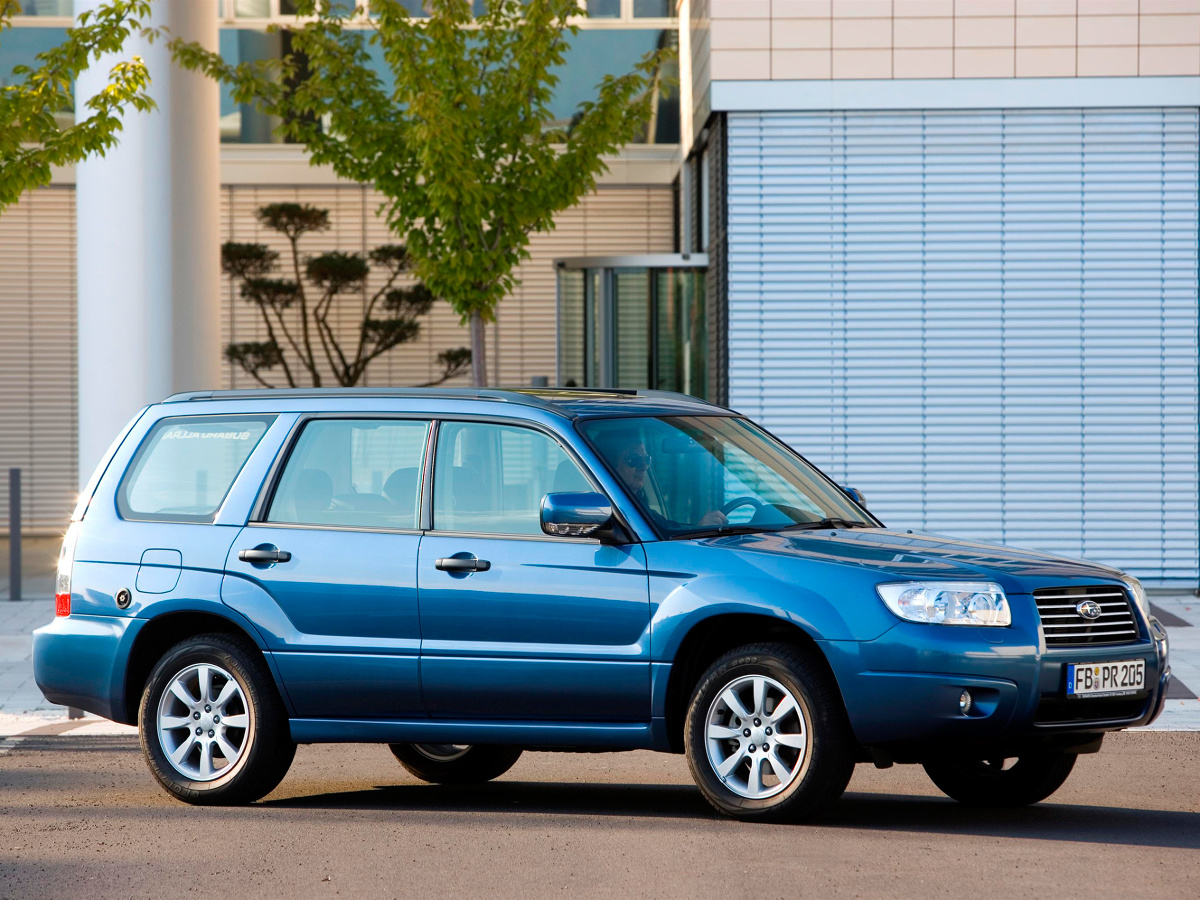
[433,421,592,535]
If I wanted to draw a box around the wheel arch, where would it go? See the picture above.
[119,610,278,727]
[662,612,848,754]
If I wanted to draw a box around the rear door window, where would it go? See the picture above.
[266,418,430,530]
[119,415,275,522]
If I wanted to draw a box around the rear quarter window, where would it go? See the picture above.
[117,415,275,522]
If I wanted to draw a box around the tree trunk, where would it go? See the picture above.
[470,310,488,387]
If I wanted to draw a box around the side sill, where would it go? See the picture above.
[289,717,665,750]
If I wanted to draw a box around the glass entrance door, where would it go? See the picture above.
[556,255,708,400]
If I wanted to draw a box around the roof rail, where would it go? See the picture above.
[160,386,569,412]
[159,386,723,413]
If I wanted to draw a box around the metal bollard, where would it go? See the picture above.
[7,468,19,603]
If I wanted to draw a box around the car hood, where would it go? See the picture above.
[699,527,1125,592]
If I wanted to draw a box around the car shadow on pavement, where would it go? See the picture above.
[825,790,1200,850]
[264,782,1200,849]
[264,779,715,820]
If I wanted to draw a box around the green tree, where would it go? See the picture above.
[0,0,156,213]
[172,0,671,386]
[222,202,470,388]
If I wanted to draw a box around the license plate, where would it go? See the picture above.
[1066,660,1145,698]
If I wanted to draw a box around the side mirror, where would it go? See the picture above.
[540,492,613,538]
[842,486,868,509]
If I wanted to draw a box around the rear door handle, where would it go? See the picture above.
[238,548,292,564]
[435,555,491,573]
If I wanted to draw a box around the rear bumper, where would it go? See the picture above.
[32,614,143,722]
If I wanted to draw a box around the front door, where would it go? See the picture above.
[418,420,651,721]
[224,416,430,719]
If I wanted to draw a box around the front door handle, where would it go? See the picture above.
[239,547,292,564]
[435,555,491,573]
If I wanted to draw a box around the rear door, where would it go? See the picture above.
[417,419,651,722]
[223,416,430,719]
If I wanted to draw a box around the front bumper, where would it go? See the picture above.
[821,606,1169,755]
[32,613,144,722]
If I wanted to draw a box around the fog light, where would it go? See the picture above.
[959,690,973,714]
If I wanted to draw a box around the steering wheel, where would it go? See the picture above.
[721,496,766,517]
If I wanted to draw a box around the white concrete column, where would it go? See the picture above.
[75,0,221,484]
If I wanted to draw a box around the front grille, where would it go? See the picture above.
[1033,585,1140,646]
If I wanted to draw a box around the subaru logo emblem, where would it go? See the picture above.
[1076,600,1102,620]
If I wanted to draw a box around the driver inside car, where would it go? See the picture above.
[603,431,728,530]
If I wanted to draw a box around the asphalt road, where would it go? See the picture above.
[1,732,1198,899]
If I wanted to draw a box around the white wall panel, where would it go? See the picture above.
[727,108,1199,583]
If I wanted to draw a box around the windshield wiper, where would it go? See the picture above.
[781,518,871,532]
[670,524,784,540]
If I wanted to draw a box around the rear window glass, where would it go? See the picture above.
[118,416,274,522]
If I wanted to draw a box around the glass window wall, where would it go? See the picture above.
[5,12,678,147]
[0,26,67,87]
[547,28,678,144]
[557,257,708,400]
[8,0,72,14]
[0,26,73,128]
[586,0,620,17]
[633,0,672,16]
[218,28,286,143]
[234,0,271,17]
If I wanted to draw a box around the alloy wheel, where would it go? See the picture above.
[704,674,808,800]
[157,663,251,782]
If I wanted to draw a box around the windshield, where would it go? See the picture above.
[579,415,873,539]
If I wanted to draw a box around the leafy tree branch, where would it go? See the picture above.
[0,0,157,213]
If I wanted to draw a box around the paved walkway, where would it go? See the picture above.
[0,591,58,715]
[2,570,1198,733]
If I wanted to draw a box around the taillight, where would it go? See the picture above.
[55,522,80,617]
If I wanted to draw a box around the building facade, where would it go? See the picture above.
[0,0,681,532]
[673,0,1200,586]
[2,0,1199,586]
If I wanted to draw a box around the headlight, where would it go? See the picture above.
[1120,575,1150,619]
[876,581,1011,626]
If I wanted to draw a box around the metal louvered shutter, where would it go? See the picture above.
[726,108,1199,584]
[0,186,78,534]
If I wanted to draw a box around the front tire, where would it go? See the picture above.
[923,750,1077,807]
[684,642,854,822]
[388,743,523,784]
[139,633,295,805]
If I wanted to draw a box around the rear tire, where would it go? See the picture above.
[923,750,1077,807]
[684,642,855,823]
[388,743,523,784]
[139,633,295,805]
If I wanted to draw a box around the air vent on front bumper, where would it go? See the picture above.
[1033,585,1139,646]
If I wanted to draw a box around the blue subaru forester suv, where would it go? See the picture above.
[34,388,1171,820]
